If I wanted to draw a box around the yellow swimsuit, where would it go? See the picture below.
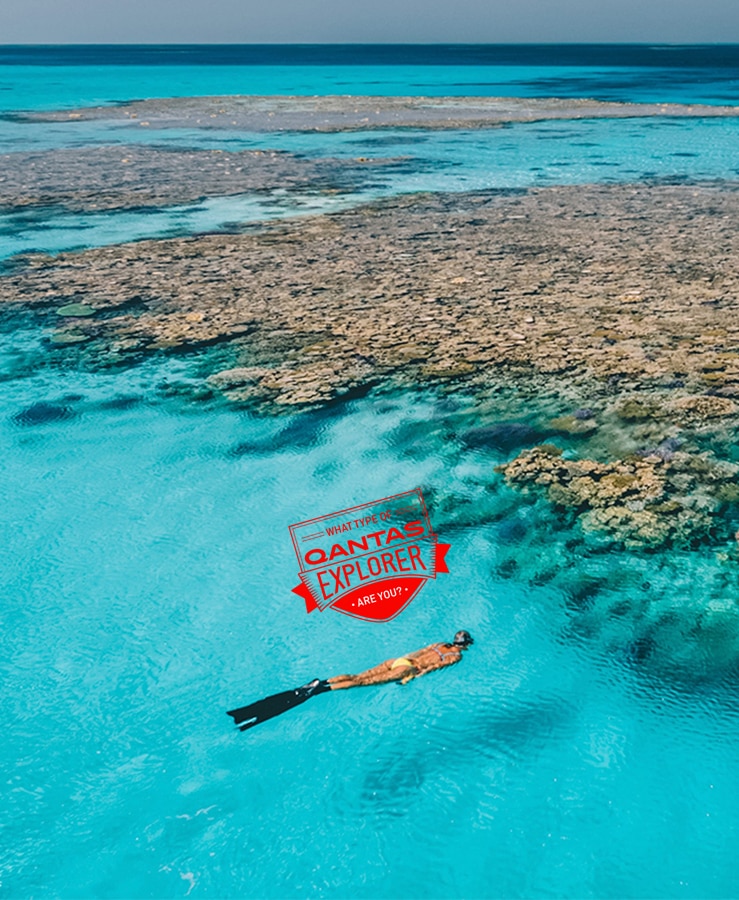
[391,656,414,669]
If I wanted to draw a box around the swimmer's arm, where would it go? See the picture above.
[440,653,463,670]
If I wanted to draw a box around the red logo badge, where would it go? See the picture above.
[289,488,450,622]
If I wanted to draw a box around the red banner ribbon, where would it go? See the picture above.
[289,490,451,622]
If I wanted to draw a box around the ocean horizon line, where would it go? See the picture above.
[2,42,739,68]
[4,41,739,47]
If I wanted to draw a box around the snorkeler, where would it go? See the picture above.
[226,630,474,732]
[324,629,475,689]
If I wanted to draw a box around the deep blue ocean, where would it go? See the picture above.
[3,46,739,900]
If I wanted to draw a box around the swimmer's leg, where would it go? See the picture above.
[227,678,330,731]
[326,674,360,690]
[327,659,414,690]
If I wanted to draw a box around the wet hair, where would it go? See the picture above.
[453,630,474,647]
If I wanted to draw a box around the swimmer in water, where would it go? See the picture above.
[227,631,474,732]
[322,630,475,690]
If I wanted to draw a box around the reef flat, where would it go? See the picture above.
[3,182,739,407]
[17,94,739,132]
[0,144,406,212]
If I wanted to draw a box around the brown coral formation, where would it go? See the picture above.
[4,183,739,413]
[614,393,739,424]
[500,445,738,549]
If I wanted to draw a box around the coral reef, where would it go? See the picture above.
[499,444,739,549]
[4,183,739,417]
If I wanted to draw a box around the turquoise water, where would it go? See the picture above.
[0,190,360,259]
[4,47,739,899]
[3,339,739,899]
[2,45,739,110]
[2,62,645,109]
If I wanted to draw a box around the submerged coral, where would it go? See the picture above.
[499,444,738,549]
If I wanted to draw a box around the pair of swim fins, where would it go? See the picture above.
[226,678,331,732]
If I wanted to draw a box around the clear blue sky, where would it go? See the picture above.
[1,0,737,44]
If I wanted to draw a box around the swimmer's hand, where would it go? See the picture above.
[399,669,418,685]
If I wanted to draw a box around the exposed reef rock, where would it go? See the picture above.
[0,144,408,212]
[4,183,739,416]
[499,445,739,549]
[19,94,739,133]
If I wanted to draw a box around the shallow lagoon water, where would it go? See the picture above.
[3,340,739,899]
[4,47,739,899]
[4,116,739,259]
[0,190,361,260]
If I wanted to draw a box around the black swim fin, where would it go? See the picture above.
[227,678,331,732]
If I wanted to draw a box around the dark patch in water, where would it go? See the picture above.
[495,515,528,543]
[227,405,347,458]
[563,576,609,612]
[433,397,464,415]
[346,135,431,147]
[475,696,573,759]
[190,227,245,238]
[461,421,551,453]
[361,694,572,814]
[98,395,142,411]
[495,557,520,579]
[608,600,633,618]
[361,757,424,817]
[636,436,682,461]
[529,567,560,587]
[227,436,279,458]
[623,636,657,664]
[12,401,75,427]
